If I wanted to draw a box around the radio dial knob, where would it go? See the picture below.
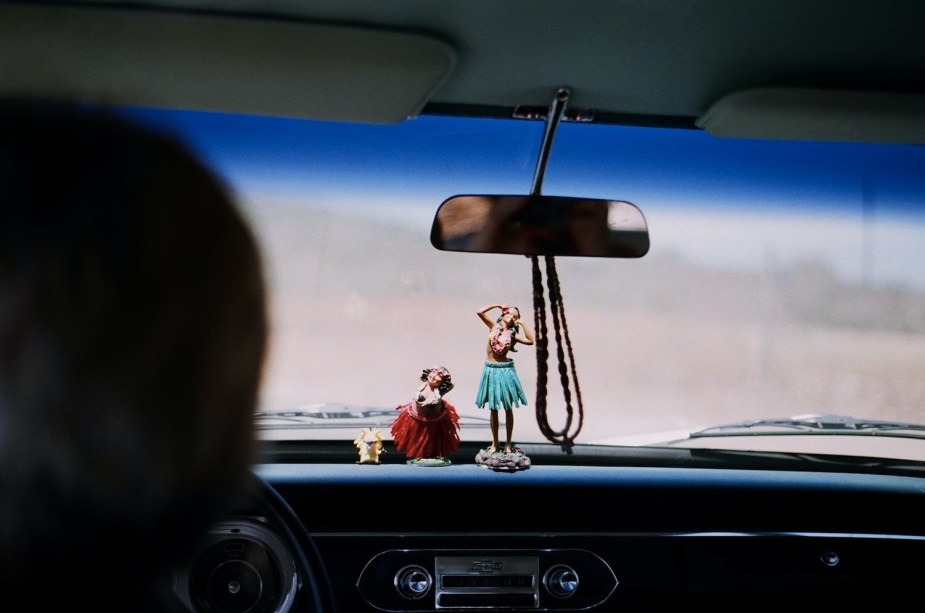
[544,565,579,598]
[394,565,432,600]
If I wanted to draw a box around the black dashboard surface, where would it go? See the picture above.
[238,460,925,610]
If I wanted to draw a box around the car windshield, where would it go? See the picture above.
[127,106,925,462]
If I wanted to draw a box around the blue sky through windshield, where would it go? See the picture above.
[126,107,925,290]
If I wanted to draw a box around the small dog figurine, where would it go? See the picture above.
[354,427,384,464]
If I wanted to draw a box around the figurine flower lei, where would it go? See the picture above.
[489,324,511,354]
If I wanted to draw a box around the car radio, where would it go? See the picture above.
[357,549,618,610]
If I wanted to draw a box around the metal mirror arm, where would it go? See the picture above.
[525,88,584,454]
[531,87,570,195]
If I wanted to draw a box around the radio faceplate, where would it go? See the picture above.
[436,555,539,608]
[357,549,618,611]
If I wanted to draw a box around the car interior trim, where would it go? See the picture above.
[0,3,456,123]
[696,86,925,144]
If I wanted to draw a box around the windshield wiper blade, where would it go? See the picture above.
[254,403,493,430]
[690,413,925,439]
[254,404,398,428]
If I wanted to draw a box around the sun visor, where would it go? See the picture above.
[697,87,925,144]
[0,4,455,124]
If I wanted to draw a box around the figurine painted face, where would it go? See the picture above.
[427,368,446,388]
[500,307,520,328]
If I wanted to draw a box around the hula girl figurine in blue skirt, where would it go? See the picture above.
[474,303,534,467]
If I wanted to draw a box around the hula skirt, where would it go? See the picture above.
[391,401,461,459]
[475,361,527,411]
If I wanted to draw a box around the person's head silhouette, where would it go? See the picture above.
[0,102,268,610]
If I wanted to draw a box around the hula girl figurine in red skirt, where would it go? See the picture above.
[391,365,461,466]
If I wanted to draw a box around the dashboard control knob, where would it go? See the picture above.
[394,565,432,600]
[544,565,579,598]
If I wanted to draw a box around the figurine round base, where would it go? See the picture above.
[475,447,531,471]
[407,457,452,467]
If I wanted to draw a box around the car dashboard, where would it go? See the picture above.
[173,442,925,611]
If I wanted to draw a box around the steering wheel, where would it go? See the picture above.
[173,472,336,613]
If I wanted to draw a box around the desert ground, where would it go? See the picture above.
[245,199,925,446]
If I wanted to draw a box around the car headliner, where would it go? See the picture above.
[4,0,925,142]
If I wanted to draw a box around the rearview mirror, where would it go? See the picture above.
[430,195,649,258]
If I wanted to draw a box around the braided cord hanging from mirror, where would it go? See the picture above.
[531,254,583,453]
